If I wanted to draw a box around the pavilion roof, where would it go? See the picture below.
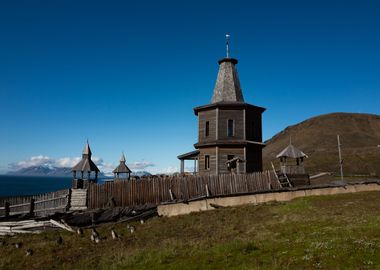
[112,152,131,173]
[276,144,308,159]
[72,158,100,172]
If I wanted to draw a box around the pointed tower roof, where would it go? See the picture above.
[120,152,126,163]
[82,143,92,156]
[211,58,244,103]
[72,142,100,172]
[113,152,131,174]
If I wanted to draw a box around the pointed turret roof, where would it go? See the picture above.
[211,58,244,103]
[120,152,126,163]
[72,142,100,172]
[113,152,131,174]
[82,143,92,156]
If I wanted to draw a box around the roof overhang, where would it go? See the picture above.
[177,150,200,160]
[194,140,266,148]
[194,102,266,115]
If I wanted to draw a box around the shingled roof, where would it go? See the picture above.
[72,143,100,172]
[211,58,244,103]
[112,153,131,174]
[276,144,308,159]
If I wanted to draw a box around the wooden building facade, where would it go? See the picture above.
[178,56,265,175]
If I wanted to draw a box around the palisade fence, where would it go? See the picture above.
[88,171,280,209]
[0,171,281,217]
[0,189,70,217]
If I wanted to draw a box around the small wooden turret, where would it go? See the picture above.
[112,152,132,180]
[72,141,100,188]
[275,141,310,187]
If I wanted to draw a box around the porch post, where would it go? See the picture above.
[180,159,185,174]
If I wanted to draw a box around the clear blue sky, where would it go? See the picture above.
[1,0,380,173]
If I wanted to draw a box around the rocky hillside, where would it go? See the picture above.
[263,113,380,176]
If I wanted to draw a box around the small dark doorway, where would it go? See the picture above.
[227,155,236,171]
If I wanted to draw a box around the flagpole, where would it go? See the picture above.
[337,135,344,181]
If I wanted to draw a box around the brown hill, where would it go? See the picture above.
[263,113,380,176]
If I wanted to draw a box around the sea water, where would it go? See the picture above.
[0,175,109,197]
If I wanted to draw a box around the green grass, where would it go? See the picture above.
[1,191,380,269]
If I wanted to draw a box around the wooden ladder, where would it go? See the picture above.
[271,162,292,188]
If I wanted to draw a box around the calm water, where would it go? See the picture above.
[0,175,110,197]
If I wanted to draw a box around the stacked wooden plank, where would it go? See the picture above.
[69,189,87,210]
[0,219,74,236]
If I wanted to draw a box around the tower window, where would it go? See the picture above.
[205,155,210,170]
[251,122,255,138]
[205,121,209,137]
[227,119,234,137]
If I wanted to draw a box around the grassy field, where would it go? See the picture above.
[1,191,380,270]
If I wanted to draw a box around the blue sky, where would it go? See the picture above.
[1,0,380,174]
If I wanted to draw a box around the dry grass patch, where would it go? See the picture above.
[1,191,380,269]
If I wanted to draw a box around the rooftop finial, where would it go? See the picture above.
[226,33,230,58]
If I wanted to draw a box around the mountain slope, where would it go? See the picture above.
[263,112,380,176]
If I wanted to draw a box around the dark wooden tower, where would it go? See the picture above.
[72,142,100,188]
[178,42,265,175]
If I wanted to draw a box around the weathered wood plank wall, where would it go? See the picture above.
[0,189,70,217]
[88,171,279,209]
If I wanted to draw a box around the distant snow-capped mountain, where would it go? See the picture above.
[6,165,151,178]
[7,165,73,177]
[131,171,152,177]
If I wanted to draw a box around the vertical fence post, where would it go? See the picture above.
[5,202,10,217]
[29,199,35,217]
[205,184,210,197]
[67,189,72,211]
[169,188,174,201]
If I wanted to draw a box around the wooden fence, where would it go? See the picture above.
[88,171,280,209]
[0,189,70,217]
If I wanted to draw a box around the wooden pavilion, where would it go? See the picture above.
[72,142,100,189]
[112,153,132,180]
[275,142,310,187]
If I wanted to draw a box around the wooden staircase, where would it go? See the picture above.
[69,189,88,211]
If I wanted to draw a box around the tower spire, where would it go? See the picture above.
[82,140,92,157]
[211,35,244,103]
[226,33,230,58]
[120,152,126,163]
